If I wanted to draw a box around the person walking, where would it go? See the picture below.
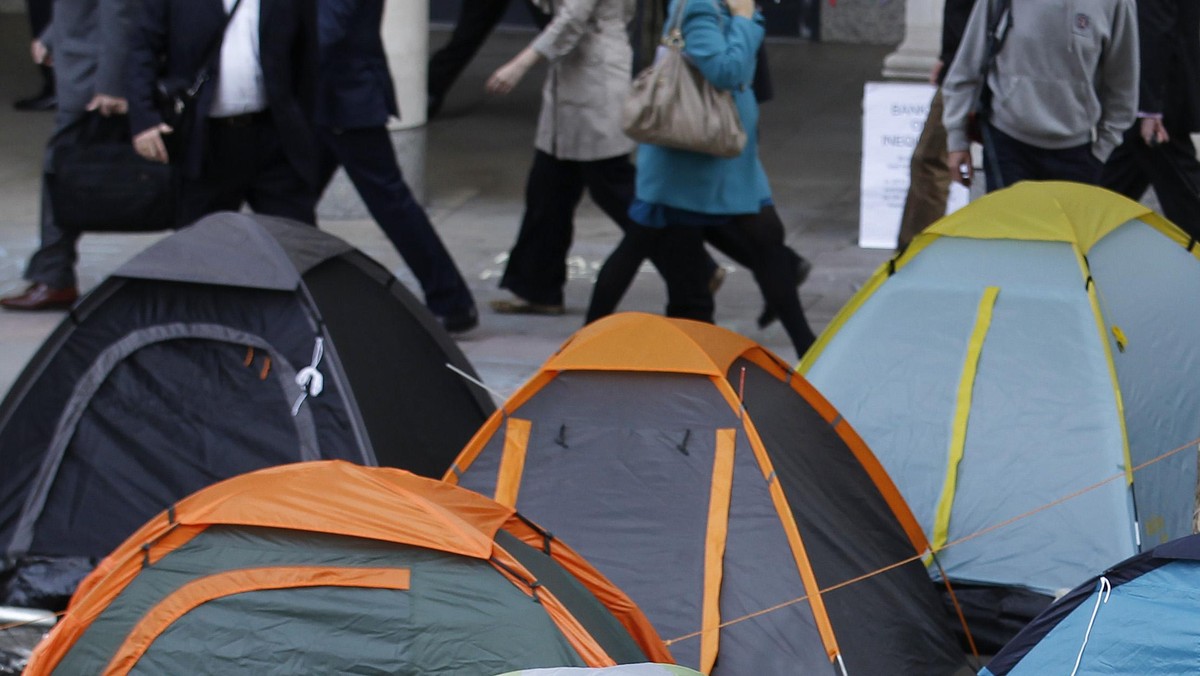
[943,0,1138,192]
[1102,0,1200,241]
[585,0,817,358]
[426,0,549,118]
[316,0,479,333]
[0,0,133,311]
[484,0,655,317]
[126,0,321,228]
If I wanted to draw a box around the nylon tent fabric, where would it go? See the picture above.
[494,665,704,676]
[982,535,1200,675]
[23,461,670,675]
[800,182,1200,649]
[447,313,971,675]
[0,212,494,610]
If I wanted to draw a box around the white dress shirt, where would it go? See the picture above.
[209,0,267,117]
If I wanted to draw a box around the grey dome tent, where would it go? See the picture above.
[0,212,494,609]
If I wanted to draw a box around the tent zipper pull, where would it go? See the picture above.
[291,337,326,416]
[677,429,691,455]
[555,424,567,448]
[1111,325,1127,353]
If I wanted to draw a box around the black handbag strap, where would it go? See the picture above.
[186,0,247,97]
[975,0,1012,106]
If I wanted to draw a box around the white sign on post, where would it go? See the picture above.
[859,82,970,249]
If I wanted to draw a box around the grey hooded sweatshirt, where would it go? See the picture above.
[942,0,1138,162]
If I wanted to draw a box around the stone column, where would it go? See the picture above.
[882,0,943,81]
[382,0,429,203]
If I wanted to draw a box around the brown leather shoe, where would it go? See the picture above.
[0,283,79,311]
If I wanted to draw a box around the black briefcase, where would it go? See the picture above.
[47,112,177,233]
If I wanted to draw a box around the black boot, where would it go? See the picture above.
[13,65,56,112]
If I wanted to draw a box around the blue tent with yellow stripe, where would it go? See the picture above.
[800,182,1200,649]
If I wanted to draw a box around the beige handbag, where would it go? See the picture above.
[621,0,747,158]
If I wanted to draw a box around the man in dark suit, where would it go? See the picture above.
[1103,0,1200,241]
[126,0,320,227]
[316,0,478,333]
[0,0,133,311]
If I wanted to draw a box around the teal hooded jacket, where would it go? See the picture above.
[634,0,770,216]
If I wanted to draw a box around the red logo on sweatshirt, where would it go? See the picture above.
[1075,13,1090,31]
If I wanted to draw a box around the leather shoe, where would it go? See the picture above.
[439,305,479,335]
[489,297,565,316]
[13,91,56,112]
[0,283,79,311]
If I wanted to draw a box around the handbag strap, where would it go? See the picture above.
[977,0,1012,93]
[186,0,247,96]
[663,0,691,46]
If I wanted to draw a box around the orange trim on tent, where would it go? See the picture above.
[700,429,735,672]
[488,543,616,667]
[105,566,411,675]
[501,517,674,664]
[445,370,559,484]
[495,418,532,506]
[710,377,842,663]
[740,350,930,555]
[831,418,930,553]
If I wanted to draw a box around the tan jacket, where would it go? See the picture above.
[531,0,637,161]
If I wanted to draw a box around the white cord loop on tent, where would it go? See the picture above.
[1070,576,1111,676]
[291,337,325,416]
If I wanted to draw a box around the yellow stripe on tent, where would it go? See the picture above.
[931,287,1000,554]
[701,429,735,673]
[495,418,532,507]
[1073,248,1134,486]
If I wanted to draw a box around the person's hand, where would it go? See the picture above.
[1140,117,1169,147]
[726,0,755,18]
[133,123,174,164]
[929,59,943,85]
[30,39,51,66]
[86,94,128,117]
[486,49,539,96]
[948,149,973,187]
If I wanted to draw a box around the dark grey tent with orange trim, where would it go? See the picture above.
[0,212,494,609]
[446,313,972,675]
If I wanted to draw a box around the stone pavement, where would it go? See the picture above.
[0,17,895,404]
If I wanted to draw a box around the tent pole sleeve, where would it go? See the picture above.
[700,429,736,672]
[495,418,532,507]
[931,286,999,554]
[710,376,842,663]
[103,566,411,675]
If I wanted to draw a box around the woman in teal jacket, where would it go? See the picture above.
[586,0,816,355]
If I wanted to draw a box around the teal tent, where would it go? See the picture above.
[801,182,1200,647]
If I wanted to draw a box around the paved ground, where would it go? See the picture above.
[0,18,895,402]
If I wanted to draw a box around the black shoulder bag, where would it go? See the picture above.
[153,0,245,162]
[47,111,176,232]
[966,0,1012,144]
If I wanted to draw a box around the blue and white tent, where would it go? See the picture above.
[983,535,1200,674]
[801,182,1200,646]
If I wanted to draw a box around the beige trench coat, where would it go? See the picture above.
[530,0,637,161]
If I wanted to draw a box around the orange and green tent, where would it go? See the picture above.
[25,461,670,675]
